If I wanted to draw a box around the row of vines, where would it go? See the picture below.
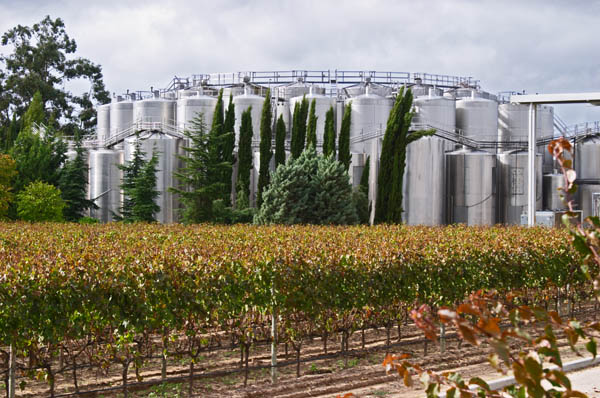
[0,223,588,397]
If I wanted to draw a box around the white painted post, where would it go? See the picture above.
[528,103,537,227]
[8,344,15,398]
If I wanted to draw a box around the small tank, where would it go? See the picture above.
[456,93,498,143]
[497,150,543,224]
[446,147,496,225]
[233,87,265,146]
[96,104,111,142]
[347,86,393,153]
[289,87,335,147]
[88,149,122,222]
[109,99,133,138]
[176,92,217,133]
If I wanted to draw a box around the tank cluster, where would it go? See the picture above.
[86,73,592,225]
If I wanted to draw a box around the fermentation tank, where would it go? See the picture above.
[497,104,554,161]
[538,106,555,173]
[88,149,122,222]
[446,148,496,225]
[176,92,217,133]
[96,104,111,142]
[543,173,567,211]
[289,87,335,147]
[497,150,542,224]
[124,133,182,223]
[233,87,264,146]
[344,82,392,98]
[575,136,600,219]
[109,99,133,138]
[277,81,317,101]
[456,93,498,143]
[276,100,290,137]
[347,87,393,153]
[413,91,456,132]
[133,97,176,127]
[410,84,443,98]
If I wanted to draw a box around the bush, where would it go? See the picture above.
[255,147,358,225]
[16,181,65,222]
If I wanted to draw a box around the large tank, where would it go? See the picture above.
[402,136,453,225]
[233,87,264,146]
[412,92,456,132]
[410,84,443,98]
[289,88,335,147]
[347,87,393,153]
[96,104,111,142]
[543,173,567,211]
[176,93,217,133]
[124,133,182,223]
[456,94,498,143]
[277,81,322,101]
[575,136,600,219]
[497,104,554,153]
[133,98,176,127]
[88,149,122,223]
[497,150,543,224]
[446,148,496,225]
[109,100,133,138]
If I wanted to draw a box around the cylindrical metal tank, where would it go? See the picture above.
[88,149,122,223]
[413,93,456,132]
[276,82,322,101]
[276,101,290,137]
[133,98,176,127]
[456,94,498,143]
[124,133,182,223]
[347,88,393,153]
[402,136,453,225]
[290,88,335,147]
[410,84,443,98]
[538,106,555,173]
[446,148,496,225]
[109,100,133,138]
[176,94,217,133]
[498,150,543,224]
[96,104,110,142]
[543,173,567,211]
[575,136,600,219]
[497,104,554,151]
[233,88,264,146]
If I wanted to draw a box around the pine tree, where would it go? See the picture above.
[236,108,253,207]
[275,115,286,167]
[374,88,434,224]
[118,137,147,221]
[59,138,97,221]
[257,89,273,208]
[338,102,352,169]
[306,99,317,149]
[322,106,336,157]
[130,150,160,222]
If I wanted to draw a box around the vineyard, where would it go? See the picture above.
[0,223,590,397]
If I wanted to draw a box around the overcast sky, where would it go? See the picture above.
[1,0,599,124]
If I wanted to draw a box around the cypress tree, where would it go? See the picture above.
[322,106,336,157]
[306,98,317,149]
[374,88,434,224]
[338,102,352,169]
[221,93,236,204]
[275,115,286,167]
[210,89,224,138]
[360,155,370,194]
[257,89,273,208]
[60,138,97,221]
[299,96,309,148]
[130,150,160,222]
[236,108,253,207]
[118,137,147,221]
[290,96,309,158]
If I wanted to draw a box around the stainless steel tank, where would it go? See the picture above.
[413,92,456,132]
[350,153,366,188]
[498,150,543,224]
[497,103,554,154]
[233,87,264,147]
[538,106,555,173]
[347,87,393,153]
[410,84,443,98]
[88,149,122,222]
[276,100,291,137]
[402,136,453,225]
[344,82,392,98]
[290,87,335,148]
[446,148,496,225]
[575,136,600,219]
[124,133,182,223]
[276,82,321,100]
[456,94,498,143]
[96,104,111,142]
[543,173,567,211]
[176,93,217,133]
[133,98,176,126]
[109,100,133,138]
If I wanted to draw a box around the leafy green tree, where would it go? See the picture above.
[236,108,253,207]
[322,106,336,157]
[0,16,110,133]
[0,154,17,218]
[306,99,317,149]
[171,113,232,223]
[338,102,352,169]
[375,88,434,224]
[130,151,160,222]
[290,96,309,159]
[16,180,65,222]
[257,89,272,208]
[275,115,286,167]
[255,147,358,225]
[59,138,96,221]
